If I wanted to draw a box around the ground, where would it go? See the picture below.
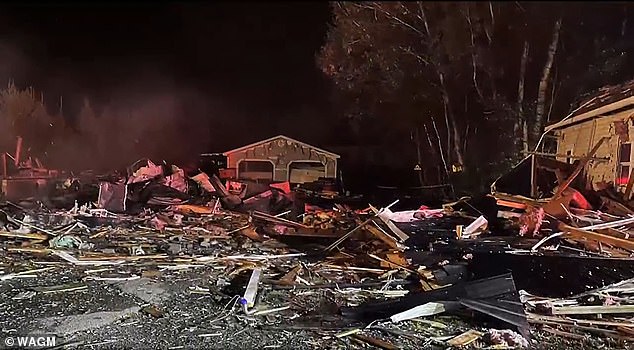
[1,261,632,350]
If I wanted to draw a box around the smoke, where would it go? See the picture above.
[45,82,223,172]
[0,47,228,172]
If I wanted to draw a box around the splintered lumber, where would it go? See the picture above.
[601,196,634,216]
[325,217,375,252]
[239,226,266,242]
[626,169,634,200]
[492,193,544,208]
[368,253,414,273]
[541,326,586,340]
[0,231,48,240]
[277,264,302,286]
[270,280,412,290]
[553,136,607,199]
[32,282,88,294]
[552,304,634,315]
[172,204,214,215]
[351,334,398,350]
[370,205,410,241]
[560,224,634,251]
[527,312,634,328]
[7,247,51,254]
[364,222,400,250]
[446,330,484,347]
[0,267,55,281]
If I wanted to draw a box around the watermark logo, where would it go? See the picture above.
[3,335,56,349]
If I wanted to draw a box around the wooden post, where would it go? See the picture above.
[14,136,22,167]
[624,168,634,200]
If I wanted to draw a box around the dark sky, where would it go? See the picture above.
[0,2,334,151]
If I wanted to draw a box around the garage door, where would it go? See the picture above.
[238,160,274,181]
[289,162,326,184]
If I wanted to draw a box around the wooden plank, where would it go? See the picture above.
[447,330,484,347]
[552,304,634,315]
[496,199,528,210]
[600,196,634,216]
[561,224,634,251]
[626,168,634,200]
[370,205,410,242]
[596,227,633,240]
[527,312,634,328]
[541,326,586,340]
[363,224,400,250]
[0,231,48,240]
[352,334,398,350]
[492,193,544,207]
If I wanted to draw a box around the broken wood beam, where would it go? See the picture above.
[626,168,634,200]
[269,280,413,290]
[352,334,398,350]
[560,223,634,251]
[527,312,634,328]
[600,196,634,216]
[552,136,608,199]
[363,222,401,250]
[552,304,634,315]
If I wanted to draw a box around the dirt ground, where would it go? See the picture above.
[1,263,632,350]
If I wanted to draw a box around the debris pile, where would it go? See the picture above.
[1,153,634,348]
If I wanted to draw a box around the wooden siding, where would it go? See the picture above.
[555,108,634,189]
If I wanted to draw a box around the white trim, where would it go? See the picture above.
[545,95,634,132]
[236,159,275,180]
[565,149,574,164]
[223,135,340,159]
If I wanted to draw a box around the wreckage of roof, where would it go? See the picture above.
[545,78,634,133]
[222,135,341,158]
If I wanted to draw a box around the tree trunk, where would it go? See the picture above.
[438,71,453,165]
[414,127,424,187]
[517,40,529,154]
[438,70,465,167]
[533,18,562,146]
[622,5,628,37]
[451,116,465,167]
[423,122,443,184]
[430,116,451,182]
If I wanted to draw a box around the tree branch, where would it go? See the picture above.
[417,2,431,36]
[489,2,495,27]
[354,2,426,38]
[400,46,429,65]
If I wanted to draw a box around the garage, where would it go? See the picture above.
[289,161,326,184]
[222,135,340,183]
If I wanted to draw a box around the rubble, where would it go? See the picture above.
[2,154,634,349]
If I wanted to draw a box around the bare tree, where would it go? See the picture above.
[533,18,562,145]
[517,41,529,154]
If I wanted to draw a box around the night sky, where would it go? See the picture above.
[0,3,335,151]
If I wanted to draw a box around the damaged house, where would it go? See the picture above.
[546,79,634,191]
[221,135,340,184]
[1,137,60,201]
